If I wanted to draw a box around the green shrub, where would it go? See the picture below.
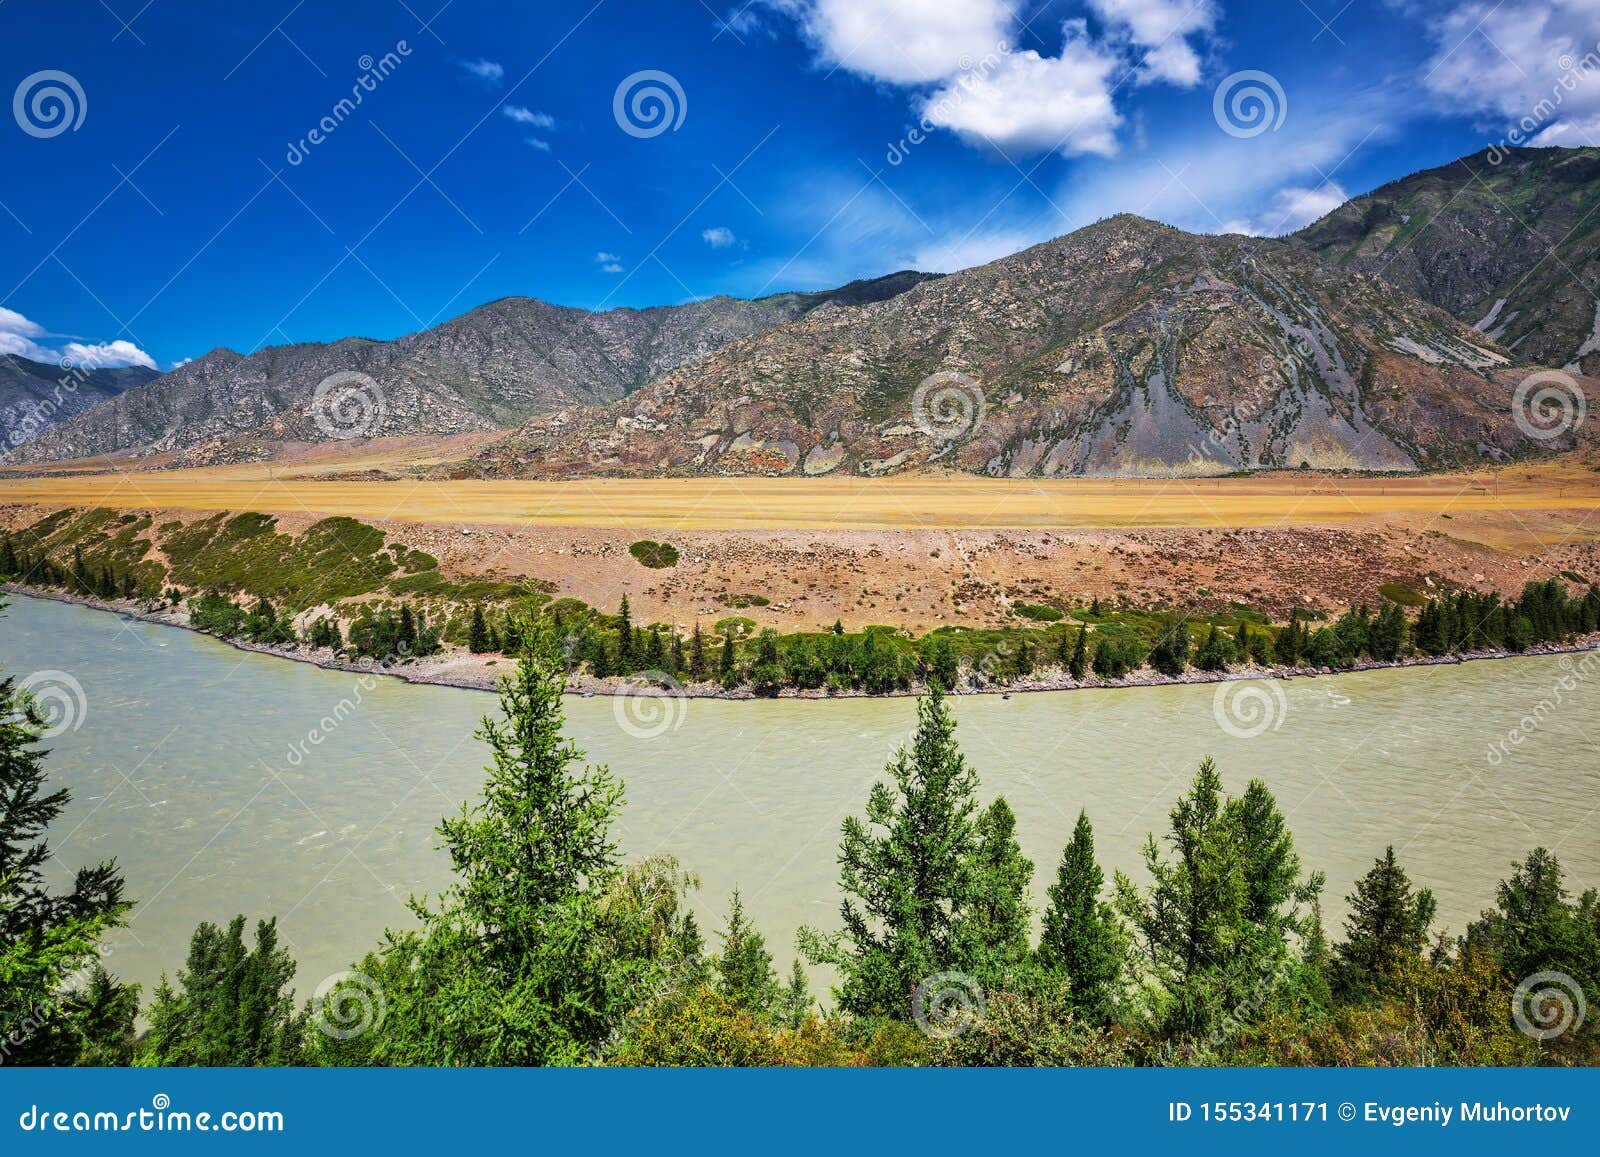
[629,540,680,568]
[1377,582,1428,607]
[1013,601,1063,622]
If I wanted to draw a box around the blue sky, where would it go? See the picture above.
[1,0,1596,370]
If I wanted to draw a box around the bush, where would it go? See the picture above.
[1377,582,1428,608]
[932,980,1136,1067]
[629,540,680,569]
[1013,602,1063,622]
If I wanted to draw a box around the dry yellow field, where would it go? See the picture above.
[4,459,1600,532]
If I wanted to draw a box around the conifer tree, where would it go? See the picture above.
[1068,624,1089,681]
[689,623,708,681]
[800,682,991,1019]
[0,656,136,1065]
[962,797,1033,973]
[713,888,779,1013]
[617,595,634,666]
[468,605,491,652]
[145,915,307,1066]
[1038,810,1123,1023]
[1333,846,1436,996]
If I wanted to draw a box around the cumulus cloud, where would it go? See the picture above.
[1417,1,1600,144]
[459,58,505,84]
[503,105,555,128]
[798,0,1017,85]
[770,0,1220,157]
[1087,0,1219,87]
[1219,182,1350,235]
[0,307,157,369]
[701,226,737,248]
[595,252,624,273]
[922,36,1123,157]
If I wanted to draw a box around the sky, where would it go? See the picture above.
[1,0,1598,371]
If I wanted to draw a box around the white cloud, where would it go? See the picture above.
[61,340,158,370]
[524,137,552,152]
[0,307,156,368]
[1087,0,1218,87]
[0,307,46,338]
[595,252,624,273]
[922,37,1123,157]
[1418,1,1600,142]
[798,0,1017,85]
[503,105,555,128]
[702,226,737,248]
[772,1,1220,157]
[1219,183,1350,235]
[459,59,505,84]
[910,228,1039,272]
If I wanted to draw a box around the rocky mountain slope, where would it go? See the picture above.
[468,215,1567,479]
[4,272,934,465]
[1293,146,1600,374]
[0,355,157,451]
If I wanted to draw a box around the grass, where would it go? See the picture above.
[1378,581,1429,607]
[1013,601,1064,622]
[5,460,1600,531]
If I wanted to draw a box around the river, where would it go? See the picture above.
[3,593,1597,1000]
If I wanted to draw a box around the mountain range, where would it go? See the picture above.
[6,146,1597,477]
[0,355,158,453]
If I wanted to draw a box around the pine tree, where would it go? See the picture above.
[145,915,307,1065]
[1068,625,1089,681]
[1114,759,1315,1035]
[1333,846,1436,996]
[689,623,708,681]
[714,888,779,1013]
[0,660,135,1064]
[1466,847,1599,991]
[1038,810,1123,1024]
[962,797,1033,973]
[778,959,812,1028]
[468,605,491,653]
[799,681,990,1019]
[397,604,417,656]
[375,637,632,1064]
[719,631,736,684]
[617,595,634,667]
